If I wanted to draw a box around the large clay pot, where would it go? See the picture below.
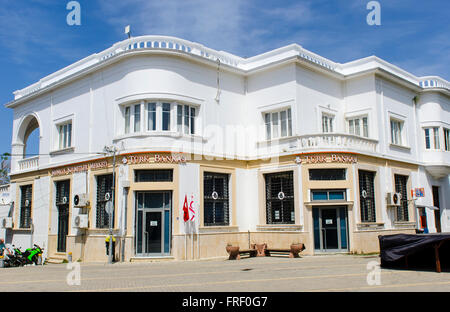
[254,243,267,257]
[227,246,240,260]
[290,243,305,258]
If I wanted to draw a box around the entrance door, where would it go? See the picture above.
[57,205,69,252]
[145,211,162,254]
[313,206,348,252]
[135,191,171,256]
[432,186,441,233]
[56,180,70,253]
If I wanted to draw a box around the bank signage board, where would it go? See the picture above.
[122,154,187,165]
[51,160,108,176]
[51,153,187,176]
[295,154,358,164]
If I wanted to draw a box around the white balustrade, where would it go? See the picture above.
[17,156,39,171]
[419,77,450,90]
[298,133,378,153]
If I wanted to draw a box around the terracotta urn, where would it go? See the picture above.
[290,243,305,258]
[227,245,240,260]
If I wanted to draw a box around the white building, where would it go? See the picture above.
[3,35,449,262]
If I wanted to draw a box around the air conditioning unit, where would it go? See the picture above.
[2,217,13,229]
[74,214,89,229]
[74,193,90,207]
[386,192,402,206]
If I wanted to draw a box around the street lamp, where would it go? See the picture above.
[103,145,118,264]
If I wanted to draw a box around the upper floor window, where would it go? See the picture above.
[390,119,404,146]
[58,122,72,149]
[444,128,450,151]
[264,108,292,140]
[177,104,196,135]
[424,127,440,150]
[348,116,368,138]
[162,103,171,131]
[124,104,141,134]
[123,101,197,135]
[147,103,156,131]
[322,114,334,133]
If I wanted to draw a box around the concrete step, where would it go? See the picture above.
[130,256,175,263]
[46,255,67,264]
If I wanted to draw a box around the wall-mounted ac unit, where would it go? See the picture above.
[386,192,402,206]
[74,193,90,207]
[2,217,13,229]
[74,214,89,229]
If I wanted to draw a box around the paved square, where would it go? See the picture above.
[0,255,449,292]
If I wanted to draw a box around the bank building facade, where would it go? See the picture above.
[2,35,449,262]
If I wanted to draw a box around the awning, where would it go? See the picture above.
[416,205,440,211]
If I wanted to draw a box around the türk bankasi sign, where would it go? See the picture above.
[51,160,108,176]
[122,154,187,165]
[295,154,358,164]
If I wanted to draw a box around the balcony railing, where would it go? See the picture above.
[419,77,450,90]
[257,133,379,157]
[17,156,39,172]
[297,133,378,153]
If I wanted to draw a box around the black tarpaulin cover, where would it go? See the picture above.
[379,233,450,265]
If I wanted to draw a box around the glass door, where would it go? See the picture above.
[313,206,348,253]
[321,208,339,250]
[135,191,171,257]
[145,211,162,254]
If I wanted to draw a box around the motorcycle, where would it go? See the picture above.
[4,244,44,267]
[3,245,24,267]
[23,244,44,265]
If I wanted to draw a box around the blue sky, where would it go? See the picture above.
[0,0,449,158]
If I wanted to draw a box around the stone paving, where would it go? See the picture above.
[0,254,449,292]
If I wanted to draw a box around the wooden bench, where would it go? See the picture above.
[226,246,257,260]
[226,243,305,260]
[266,243,306,258]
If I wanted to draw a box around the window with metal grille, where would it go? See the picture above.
[96,174,113,228]
[134,169,173,182]
[203,172,229,226]
[264,171,295,224]
[19,185,32,228]
[394,174,409,221]
[309,169,346,180]
[359,170,376,222]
